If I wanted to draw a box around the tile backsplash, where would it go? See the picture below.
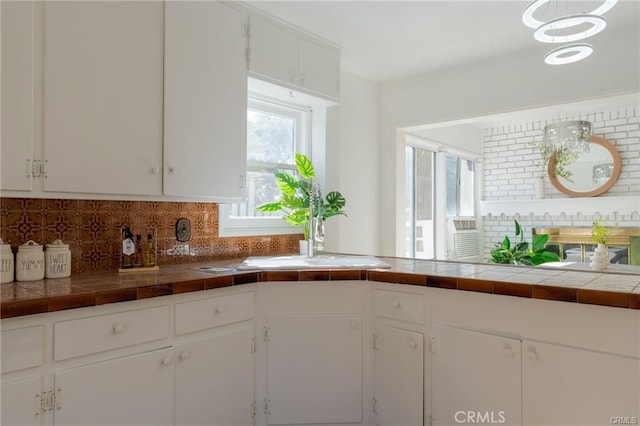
[0,198,303,273]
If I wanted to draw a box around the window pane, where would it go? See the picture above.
[405,146,415,257]
[446,156,458,217]
[231,168,296,218]
[458,159,475,216]
[247,109,295,164]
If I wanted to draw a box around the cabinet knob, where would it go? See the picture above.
[179,351,191,361]
[168,166,176,174]
[113,323,126,334]
[350,320,359,329]
[215,305,226,314]
[527,351,538,361]
[150,166,159,174]
[161,357,173,366]
[503,348,513,358]
[409,339,418,349]
[392,300,400,309]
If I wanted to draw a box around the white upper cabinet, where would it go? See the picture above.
[248,13,340,101]
[163,1,247,200]
[1,0,36,192]
[42,1,164,196]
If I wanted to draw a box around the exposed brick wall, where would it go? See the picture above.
[482,105,640,259]
[0,198,303,273]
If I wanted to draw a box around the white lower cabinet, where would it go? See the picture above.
[523,340,640,426]
[175,325,255,426]
[1,375,44,426]
[431,324,522,426]
[265,313,362,425]
[373,324,424,426]
[53,347,174,426]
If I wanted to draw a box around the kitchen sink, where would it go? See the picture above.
[236,255,391,270]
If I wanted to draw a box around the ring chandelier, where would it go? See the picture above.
[522,0,618,64]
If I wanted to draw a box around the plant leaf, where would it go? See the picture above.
[531,233,549,251]
[502,235,510,250]
[325,191,346,209]
[295,153,315,179]
[275,172,299,195]
[514,220,522,239]
[255,202,282,212]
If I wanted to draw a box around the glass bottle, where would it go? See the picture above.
[145,234,156,267]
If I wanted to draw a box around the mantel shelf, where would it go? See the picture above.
[480,195,640,217]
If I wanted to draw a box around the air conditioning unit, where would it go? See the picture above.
[448,219,481,261]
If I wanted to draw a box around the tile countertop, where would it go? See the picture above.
[1,257,639,319]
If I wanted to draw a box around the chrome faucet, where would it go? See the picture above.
[307,182,321,258]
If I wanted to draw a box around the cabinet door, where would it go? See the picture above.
[1,0,35,191]
[298,38,340,100]
[374,325,424,426]
[266,313,362,425]
[1,376,43,426]
[43,1,163,195]
[523,340,640,425]
[431,324,522,426]
[53,347,173,426]
[175,325,254,426]
[164,2,247,200]
[248,15,298,87]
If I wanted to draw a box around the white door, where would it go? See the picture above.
[42,1,163,195]
[523,340,640,426]
[1,0,35,191]
[53,347,173,426]
[175,325,255,426]
[431,324,522,426]
[1,376,43,426]
[164,1,247,200]
[297,37,340,100]
[374,324,424,426]
[266,313,362,425]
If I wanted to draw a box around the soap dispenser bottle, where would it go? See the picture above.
[121,227,135,269]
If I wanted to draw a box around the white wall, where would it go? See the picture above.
[325,70,380,255]
[378,23,640,257]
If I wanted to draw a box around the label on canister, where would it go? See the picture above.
[0,238,14,283]
[45,239,71,278]
[16,240,45,282]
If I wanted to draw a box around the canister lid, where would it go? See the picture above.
[46,239,69,249]
[18,240,43,251]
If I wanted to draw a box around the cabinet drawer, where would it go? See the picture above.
[54,306,169,361]
[374,289,424,324]
[175,292,253,335]
[1,325,44,373]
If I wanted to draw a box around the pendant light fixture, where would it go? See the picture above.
[522,0,618,65]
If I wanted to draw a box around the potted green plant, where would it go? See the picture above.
[255,153,346,252]
[489,220,560,266]
[589,220,610,271]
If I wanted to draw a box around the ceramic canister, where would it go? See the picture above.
[16,240,45,282]
[0,238,14,283]
[45,239,71,279]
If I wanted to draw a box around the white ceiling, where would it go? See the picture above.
[247,0,640,82]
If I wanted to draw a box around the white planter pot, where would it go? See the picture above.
[589,244,609,271]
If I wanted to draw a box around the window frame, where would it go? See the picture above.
[218,94,312,237]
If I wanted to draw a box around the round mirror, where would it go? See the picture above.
[548,136,621,197]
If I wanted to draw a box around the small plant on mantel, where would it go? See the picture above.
[531,140,578,182]
[490,220,561,266]
[591,219,610,245]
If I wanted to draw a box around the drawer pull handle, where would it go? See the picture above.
[215,305,226,314]
[179,351,191,361]
[392,300,400,309]
[161,357,173,366]
[113,323,126,334]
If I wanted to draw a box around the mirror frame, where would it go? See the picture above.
[548,135,622,198]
